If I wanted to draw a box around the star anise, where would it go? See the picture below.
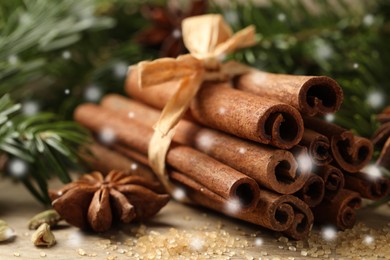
[135,0,207,57]
[49,171,170,232]
[373,106,390,168]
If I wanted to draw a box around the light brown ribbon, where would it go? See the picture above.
[134,14,257,198]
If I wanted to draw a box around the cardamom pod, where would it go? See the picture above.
[31,223,56,247]
[0,219,16,242]
[28,209,61,230]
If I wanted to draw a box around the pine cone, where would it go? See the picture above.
[373,106,390,168]
[49,171,170,232]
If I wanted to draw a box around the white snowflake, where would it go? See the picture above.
[19,14,32,25]
[218,107,226,115]
[224,10,239,25]
[128,112,135,119]
[366,91,384,109]
[277,13,286,22]
[363,235,374,245]
[325,113,335,122]
[297,153,313,174]
[62,51,71,60]
[189,236,204,251]
[84,85,102,102]
[98,127,116,145]
[196,132,214,153]
[254,238,263,247]
[172,29,181,39]
[353,63,359,69]
[8,158,28,178]
[22,101,39,116]
[322,226,337,241]
[172,187,186,201]
[130,163,138,171]
[225,199,241,215]
[113,62,128,78]
[238,147,246,154]
[8,55,19,65]
[314,40,333,60]
[66,230,83,248]
[363,14,375,26]
[64,89,70,95]
[362,164,382,180]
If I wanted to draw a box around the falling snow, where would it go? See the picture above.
[254,238,263,247]
[196,132,214,152]
[296,153,313,174]
[172,187,186,201]
[98,127,116,145]
[325,113,335,122]
[113,62,128,78]
[363,14,375,26]
[225,199,241,215]
[322,226,337,241]
[172,29,181,39]
[8,55,18,65]
[218,107,226,115]
[189,237,204,251]
[128,111,135,119]
[84,85,102,102]
[224,10,239,25]
[353,63,359,69]
[366,91,384,109]
[314,39,333,61]
[130,163,138,171]
[66,230,83,248]
[62,51,71,59]
[363,235,374,245]
[7,158,28,178]
[64,89,70,95]
[22,101,39,116]
[277,13,286,22]
[362,164,382,180]
[238,147,246,154]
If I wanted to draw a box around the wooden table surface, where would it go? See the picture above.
[0,178,389,260]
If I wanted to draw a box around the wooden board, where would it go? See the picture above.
[0,178,389,259]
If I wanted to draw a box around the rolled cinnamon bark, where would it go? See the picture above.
[315,165,345,201]
[177,182,312,239]
[312,189,362,230]
[126,71,304,149]
[294,174,325,207]
[344,173,390,200]
[236,70,343,116]
[372,122,390,147]
[377,138,390,168]
[304,117,373,173]
[299,129,332,166]
[101,95,310,194]
[74,104,260,210]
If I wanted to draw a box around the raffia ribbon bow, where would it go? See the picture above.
[135,14,257,197]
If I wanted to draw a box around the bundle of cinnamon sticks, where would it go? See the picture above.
[75,68,390,240]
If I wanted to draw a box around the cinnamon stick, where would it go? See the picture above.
[315,165,345,201]
[312,189,361,230]
[74,104,260,210]
[178,182,313,239]
[299,129,332,166]
[372,122,390,147]
[304,117,373,173]
[126,71,304,149]
[101,94,310,194]
[236,70,343,116]
[377,138,390,168]
[294,174,325,207]
[344,173,390,200]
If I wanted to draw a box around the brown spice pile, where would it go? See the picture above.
[276,222,390,259]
